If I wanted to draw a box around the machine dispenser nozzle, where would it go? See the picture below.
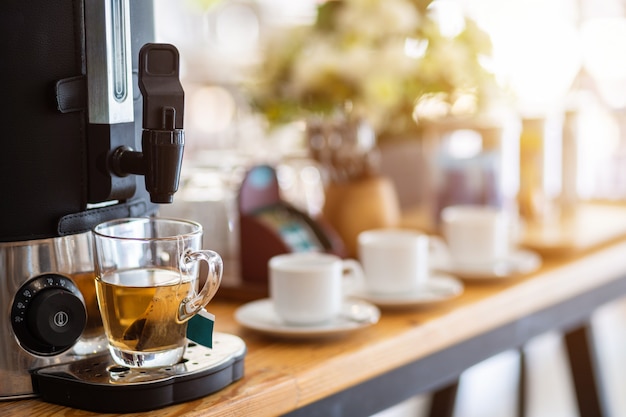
[109,43,185,204]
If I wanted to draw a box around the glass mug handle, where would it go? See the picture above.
[178,249,223,322]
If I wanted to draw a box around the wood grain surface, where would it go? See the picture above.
[4,204,626,417]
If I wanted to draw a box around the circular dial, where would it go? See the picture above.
[11,274,87,356]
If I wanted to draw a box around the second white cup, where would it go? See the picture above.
[357,228,430,295]
[440,205,513,266]
[269,252,363,326]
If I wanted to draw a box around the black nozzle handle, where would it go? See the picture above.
[139,43,184,130]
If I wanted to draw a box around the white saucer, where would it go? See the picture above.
[234,299,380,339]
[350,274,464,309]
[436,249,542,281]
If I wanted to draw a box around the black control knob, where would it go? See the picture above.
[12,274,87,356]
[27,288,86,348]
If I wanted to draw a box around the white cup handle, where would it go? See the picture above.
[428,236,452,271]
[341,259,365,294]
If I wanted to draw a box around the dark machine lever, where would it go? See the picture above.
[110,43,185,204]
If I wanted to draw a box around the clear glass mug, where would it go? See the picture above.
[93,217,222,368]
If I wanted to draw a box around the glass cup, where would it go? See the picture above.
[93,217,222,368]
[55,232,108,355]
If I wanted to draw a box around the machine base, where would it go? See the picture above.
[31,333,246,413]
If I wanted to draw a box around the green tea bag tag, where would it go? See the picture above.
[186,309,215,348]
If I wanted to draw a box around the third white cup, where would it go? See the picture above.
[440,205,514,266]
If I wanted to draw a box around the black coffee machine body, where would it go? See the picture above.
[0,0,186,399]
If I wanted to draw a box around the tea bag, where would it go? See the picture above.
[123,286,183,351]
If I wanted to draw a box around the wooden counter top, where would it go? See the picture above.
[5,204,626,417]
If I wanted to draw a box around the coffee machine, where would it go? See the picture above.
[0,0,244,411]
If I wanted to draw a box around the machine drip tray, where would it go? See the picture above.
[31,333,246,413]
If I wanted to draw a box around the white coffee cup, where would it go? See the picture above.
[269,252,363,325]
[357,228,429,295]
[440,205,513,265]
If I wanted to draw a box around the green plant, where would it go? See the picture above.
[246,0,496,138]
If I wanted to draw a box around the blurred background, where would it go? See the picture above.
[153,0,626,270]
[150,2,626,416]
[152,0,626,206]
